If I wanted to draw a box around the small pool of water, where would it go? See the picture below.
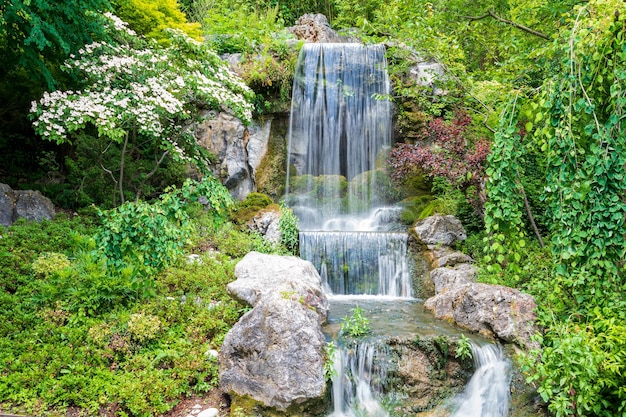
[324,296,488,344]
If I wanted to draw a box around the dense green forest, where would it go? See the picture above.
[1,0,624,416]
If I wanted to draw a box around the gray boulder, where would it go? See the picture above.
[0,183,55,227]
[425,283,539,350]
[229,251,329,321]
[424,245,473,268]
[195,112,271,200]
[414,214,467,247]
[220,252,329,412]
[219,292,326,411]
[0,183,14,227]
[430,263,477,294]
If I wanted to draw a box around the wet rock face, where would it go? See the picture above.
[219,252,329,413]
[0,183,55,227]
[425,283,540,350]
[386,336,473,413]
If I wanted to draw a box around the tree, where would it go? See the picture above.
[0,0,112,89]
[29,13,254,205]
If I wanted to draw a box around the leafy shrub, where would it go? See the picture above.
[127,313,163,343]
[278,204,299,255]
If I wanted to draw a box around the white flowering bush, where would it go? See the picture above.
[30,13,254,204]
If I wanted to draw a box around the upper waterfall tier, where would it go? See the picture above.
[286,43,392,230]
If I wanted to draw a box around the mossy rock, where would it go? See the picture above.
[288,174,317,193]
[229,393,328,417]
[230,192,274,225]
[398,195,434,225]
[348,170,397,205]
[314,175,347,198]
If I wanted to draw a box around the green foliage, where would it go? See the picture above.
[454,334,473,361]
[31,252,71,278]
[323,341,338,381]
[0,211,249,416]
[279,203,299,255]
[482,97,528,283]
[114,0,203,43]
[0,0,112,88]
[520,310,626,417]
[95,177,233,272]
[340,306,371,338]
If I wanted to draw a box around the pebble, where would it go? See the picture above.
[197,408,219,417]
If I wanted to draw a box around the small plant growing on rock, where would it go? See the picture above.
[340,306,371,338]
[455,334,473,361]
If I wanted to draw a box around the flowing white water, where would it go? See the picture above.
[328,342,390,417]
[449,344,511,417]
[286,43,392,230]
[300,231,411,297]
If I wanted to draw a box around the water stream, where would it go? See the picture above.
[286,42,510,417]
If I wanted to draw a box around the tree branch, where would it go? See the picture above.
[463,9,551,40]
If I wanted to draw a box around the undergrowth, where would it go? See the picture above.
[0,179,291,416]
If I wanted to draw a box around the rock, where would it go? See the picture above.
[385,336,473,413]
[0,183,14,227]
[205,349,219,361]
[247,208,282,244]
[430,263,477,294]
[229,251,329,322]
[409,61,446,95]
[219,292,326,411]
[197,408,219,417]
[195,113,271,200]
[0,183,55,227]
[424,283,539,350]
[423,245,473,268]
[220,252,329,412]
[288,14,352,43]
[414,214,466,247]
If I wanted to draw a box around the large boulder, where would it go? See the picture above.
[195,112,271,200]
[0,183,55,227]
[220,252,329,413]
[425,283,539,350]
[430,263,477,294]
[413,214,467,247]
[219,293,326,411]
[229,251,329,321]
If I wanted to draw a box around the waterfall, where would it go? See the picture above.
[286,43,392,230]
[328,342,390,417]
[299,231,411,297]
[286,42,512,417]
[449,344,511,417]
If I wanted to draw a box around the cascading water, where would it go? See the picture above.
[286,42,511,417]
[286,42,402,416]
[448,344,511,417]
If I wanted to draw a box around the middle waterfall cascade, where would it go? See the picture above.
[299,231,411,297]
